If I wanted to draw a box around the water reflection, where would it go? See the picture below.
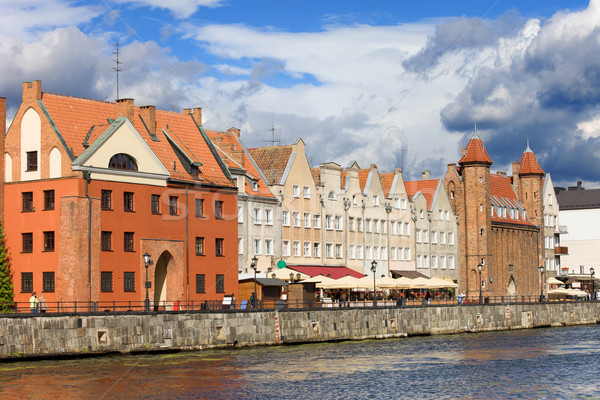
[0,325,599,399]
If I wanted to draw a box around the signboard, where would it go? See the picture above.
[277,260,287,269]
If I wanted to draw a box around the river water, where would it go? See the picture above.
[1,325,599,399]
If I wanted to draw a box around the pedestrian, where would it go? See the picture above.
[249,292,257,309]
[29,292,38,314]
[230,294,236,309]
[38,293,47,313]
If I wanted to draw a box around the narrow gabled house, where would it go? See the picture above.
[2,80,238,308]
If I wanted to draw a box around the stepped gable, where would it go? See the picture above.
[247,145,293,185]
[405,179,439,209]
[490,174,535,226]
[458,129,493,166]
[40,92,233,187]
[518,140,544,175]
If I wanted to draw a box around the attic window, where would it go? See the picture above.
[109,154,138,171]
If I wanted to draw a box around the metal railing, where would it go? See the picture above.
[1,295,595,315]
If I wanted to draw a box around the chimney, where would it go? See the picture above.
[422,170,430,180]
[228,127,241,138]
[23,80,42,103]
[394,168,402,174]
[139,105,156,136]
[497,171,507,177]
[0,97,5,219]
[183,108,192,115]
[115,98,135,123]
[190,107,202,126]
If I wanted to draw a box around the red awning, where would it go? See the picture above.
[286,265,364,279]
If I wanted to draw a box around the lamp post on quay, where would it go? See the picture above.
[250,256,258,308]
[143,252,152,312]
[539,265,545,303]
[371,260,378,307]
[477,263,483,304]
[591,267,595,301]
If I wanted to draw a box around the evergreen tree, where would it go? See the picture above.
[0,220,14,313]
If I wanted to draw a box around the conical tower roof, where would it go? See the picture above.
[518,139,544,175]
[458,125,493,166]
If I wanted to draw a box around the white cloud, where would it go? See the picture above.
[113,0,225,19]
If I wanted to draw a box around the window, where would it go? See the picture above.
[293,241,300,257]
[449,256,455,269]
[357,245,364,259]
[405,248,411,261]
[304,213,311,228]
[124,192,134,212]
[325,215,333,230]
[423,230,429,243]
[399,222,404,235]
[431,231,437,244]
[293,185,300,197]
[445,210,450,221]
[43,231,55,252]
[216,274,225,293]
[109,153,137,170]
[124,232,134,252]
[196,274,206,293]
[381,247,387,260]
[22,233,33,253]
[293,212,300,227]
[44,190,55,210]
[151,194,160,214]
[394,198,400,209]
[215,201,224,219]
[404,222,410,236]
[264,209,273,225]
[265,239,273,255]
[381,220,387,234]
[357,218,363,232]
[440,232,446,244]
[335,215,343,231]
[373,195,379,206]
[22,192,33,212]
[366,219,371,233]
[349,245,356,259]
[26,151,38,171]
[424,255,429,267]
[325,243,333,258]
[252,181,258,191]
[21,272,33,293]
[195,237,204,255]
[216,238,224,256]
[449,232,455,245]
[432,256,438,269]
[303,186,310,198]
[124,272,135,292]
[398,247,404,261]
[349,217,355,231]
[196,199,205,218]
[313,214,321,229]
[401,199,407,210]
[283,240,290,256]
[101,271,113,292]
[335,244,342,259]
[373,219,379,233]
[169,196,178,215]
[313,242,321,258]
[253,208,262,224]
[366,246,372,259]
[440,256,446,269]
[238,237,243,255]
[282,211,290,226]
[416,229,421,243]
[417,255,422,268]
[420,210,424,219]
[391,221,397,235]
[238,206,243,223]
[303,241,311,257]
[101,190,112,210]
[42,272,55,293]
[374,246,380,260]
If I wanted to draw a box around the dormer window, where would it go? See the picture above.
[109,153,138,170]
[252,181,258,191]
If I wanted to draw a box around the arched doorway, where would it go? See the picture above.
[470,268,479,297]
[154,251,173,308]
[507,276,517,300]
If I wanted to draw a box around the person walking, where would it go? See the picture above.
[38,293,47,313]
[29,292,38,313]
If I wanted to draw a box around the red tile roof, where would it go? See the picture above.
[311,167,321,186]
[379,173,395,197]
[247,145,293,185]
[358,169,370,191]
[519,148,544,175]
[405,179,439,209]
[340,170,347,189]
[490,174,535,226]
[287,265,364,279]
[458,134,493,165]
[41,92,233,187]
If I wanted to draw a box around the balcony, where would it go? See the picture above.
[554,246,569,255]
[556,225,568,234]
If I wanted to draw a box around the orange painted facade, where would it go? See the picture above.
[2,81,238,307]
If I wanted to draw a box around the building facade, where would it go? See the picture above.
[3,81,238,307]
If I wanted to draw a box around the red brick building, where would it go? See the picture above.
[2,81,238,309]
[443,132,545,299]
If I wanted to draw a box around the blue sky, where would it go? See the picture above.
[0,0,597,186]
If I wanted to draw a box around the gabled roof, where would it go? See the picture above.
[556,183,600,210]
[405,179,439,209]
[490,174,535,226]
[358,169,371,192]
[379,173,396,198]
[40,92,233,187]
[519,141,544,175]
[247,145,294,185]
[205,130,275,198]
[311,167,321,186]
[458,130,493,165]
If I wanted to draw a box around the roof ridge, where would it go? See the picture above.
[43,92,114,105]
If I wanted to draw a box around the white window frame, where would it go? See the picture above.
[303,241,311,257]
[335,243,343,259]
[282,210,290,226]
[293,211,300,227]
[238,237,243,255]
[253,208,262,225]
[265,239,273,255]
[313,214,321,229]
[313,242,321,258]
[293,185,300,198]
[283,240,290,257]
[253,239,261,255]
[293,241,300,257]
[326,215,333,230]
[238,206,243,223]
[303,186,310,199]
[325,243,333,258]
[264,208,273,225]
[304,212,311,228]
[335,215,343,231]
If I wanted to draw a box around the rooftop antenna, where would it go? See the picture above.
[113,41,124,99]
[264,117,280,146]
[401,146,406,171]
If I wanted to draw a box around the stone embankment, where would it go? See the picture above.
[1,303,599,359]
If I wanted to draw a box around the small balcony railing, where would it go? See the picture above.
[556,225,568,234]
[555,246,569,255]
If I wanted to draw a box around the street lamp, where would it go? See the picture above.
[143,252,152,312]
[591,267,595,301]
[477,263,483,304]
[250,256,258,308]
[371,260,378,307]
[539,265,545,302]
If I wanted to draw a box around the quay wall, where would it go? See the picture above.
[1,303,599,359]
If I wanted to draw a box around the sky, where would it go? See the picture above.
[0,0,597,187]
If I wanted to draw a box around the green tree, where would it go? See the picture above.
[0,220,14,313]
